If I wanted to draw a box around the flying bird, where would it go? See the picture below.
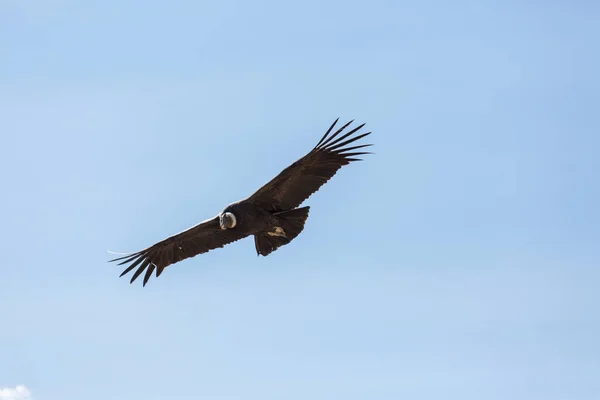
[109,118,373,286]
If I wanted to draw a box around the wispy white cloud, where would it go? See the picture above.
[0,386,31,400]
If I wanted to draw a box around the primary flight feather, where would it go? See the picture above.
[109,118,373,286]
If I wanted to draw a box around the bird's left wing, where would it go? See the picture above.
[247,118,373,211]
[108,215,249,286]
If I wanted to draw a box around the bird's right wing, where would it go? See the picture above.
[108,215,249,286]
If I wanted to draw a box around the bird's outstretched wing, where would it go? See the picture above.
[108,216,248,286]
[248,118,373,211]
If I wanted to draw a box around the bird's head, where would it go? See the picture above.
[219,212,237,230]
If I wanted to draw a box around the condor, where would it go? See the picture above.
[109,118,373,286]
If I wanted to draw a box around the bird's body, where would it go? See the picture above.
[110,118,373,286]
[218,200,307,241]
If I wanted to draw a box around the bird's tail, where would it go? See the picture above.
[254,206,310,256]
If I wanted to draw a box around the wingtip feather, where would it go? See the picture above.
[314,117,340,149]
[318,119,355,149]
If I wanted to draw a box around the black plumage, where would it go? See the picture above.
[109,118,373,286]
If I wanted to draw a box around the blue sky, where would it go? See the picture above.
[1,1,599,399]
